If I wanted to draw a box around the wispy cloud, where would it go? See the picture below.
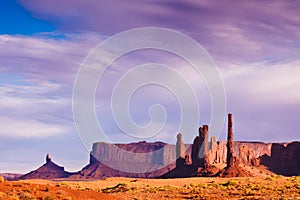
[18,0,300,63]
[221,60,300,142]
[0,34,101,138]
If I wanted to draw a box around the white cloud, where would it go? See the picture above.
[0,116,66,138]
[221,60,300,105]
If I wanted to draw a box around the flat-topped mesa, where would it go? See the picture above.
[176,133,186,167]
[226,113,235,167]
[46,153,51,163]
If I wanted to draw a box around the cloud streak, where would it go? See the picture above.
[18,0,300,63]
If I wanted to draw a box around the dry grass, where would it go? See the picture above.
[0,176,299,199]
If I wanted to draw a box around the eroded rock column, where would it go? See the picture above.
[226,113,234,167]
[191,125,210,168]
[210,136,217,164]
[198,125,209,159]
[46,153,51,163]
[176,133,186,167]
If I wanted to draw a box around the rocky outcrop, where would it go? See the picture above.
[191,125,209,168]
[260,142,300,176]
[218,164,251,177]
[20,154,71,180]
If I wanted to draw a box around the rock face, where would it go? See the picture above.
[239,145,255,165]
[90,141,175,173]
[71,154,174,179]
[260,142,300,176]
[72,141,192,179]
[20,154,71,180]
[207,141,270,166]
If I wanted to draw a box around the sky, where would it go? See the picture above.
[0,0,299,173]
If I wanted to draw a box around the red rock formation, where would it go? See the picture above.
[46,153,51,163]
[71,153,176,179]
[208,136,217,164]
[218,164,251,177]
[260,142,300,176]
[191,136,201,166]
[184,155,191,165]
[226,113,234,167]
[217,113,253,177]
[20,154,71,180]
[239,145,255,166]
[176,133,186,168]
[73,141,192,179]
[191,125,209,168]
[200,125,209,158]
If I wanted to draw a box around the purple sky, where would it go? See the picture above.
[0,0,299,173]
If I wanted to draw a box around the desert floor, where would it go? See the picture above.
[0,175,299,200]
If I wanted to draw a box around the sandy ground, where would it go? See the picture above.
[0,176,299,199]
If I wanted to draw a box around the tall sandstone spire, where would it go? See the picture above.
[176,133,186,159]
[226,113,234,167]
[176,133,186,167]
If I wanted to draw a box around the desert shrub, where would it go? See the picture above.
[265,177,273,181]
[0,192,5,197]
[290,176,298,182]
[0,176,4,183]
[19,192,33,200]
[284,184,291,189]
[44,187,50,192]
[221,180,239,187]
[157,185,175,191]
[145,185,176,193]
[250,185,260,191]
[44,195,52,200]
[244,188,255,196]
[102,183,129,193]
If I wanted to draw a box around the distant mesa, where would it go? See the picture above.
[70,141,178,179]
[19,113,300,180]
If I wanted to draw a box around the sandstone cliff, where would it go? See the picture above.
[71,141,192,179]
[260,142,300,176]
